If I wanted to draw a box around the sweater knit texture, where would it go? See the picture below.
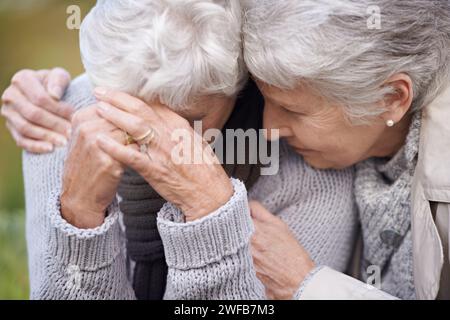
[23,74,357,299]
[353,113,421,300]
[117,79,264,300]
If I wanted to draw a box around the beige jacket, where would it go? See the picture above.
[298,86,450,300]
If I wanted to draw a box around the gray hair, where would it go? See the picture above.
[243,0,450,122]
[80,0,246,110]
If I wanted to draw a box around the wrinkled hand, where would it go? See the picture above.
[250,201,315,300]
[93,88,233,222]
[60,105,130,229]
[1,68,73,153]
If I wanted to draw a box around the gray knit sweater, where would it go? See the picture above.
[23,74,357,299]
[353,113,421,299]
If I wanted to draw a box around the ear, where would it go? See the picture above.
[380,73,414,124]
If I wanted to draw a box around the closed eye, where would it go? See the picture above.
[280,104,306,116]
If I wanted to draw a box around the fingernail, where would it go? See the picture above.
[55,136,68,147]
[66,127,72,137]
[94,87,108,97]
[97,101,110,112]
[42,144,54,153]
[49,86,63,100]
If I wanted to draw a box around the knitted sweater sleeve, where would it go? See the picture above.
[23,74,136,299]
[157,142,360,300]
[157,178,266,300]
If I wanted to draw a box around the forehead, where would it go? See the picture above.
[256,81,322,107]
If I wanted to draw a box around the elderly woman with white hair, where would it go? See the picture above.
[4,0,450,300]
[239,0,450,299]
[1,0,359,300]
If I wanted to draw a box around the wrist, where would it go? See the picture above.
[60,193,106,229]
[292,261,316,292]
[184,179,234,222]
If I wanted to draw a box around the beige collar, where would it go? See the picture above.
[417,85,450,203]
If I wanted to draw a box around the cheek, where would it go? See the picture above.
[291,122,338,151]
[313,129,373,168]
[288,110,382,168]
[296,112,356,153]
[292,122,364,166]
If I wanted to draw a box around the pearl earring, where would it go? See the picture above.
[386,120,395,127]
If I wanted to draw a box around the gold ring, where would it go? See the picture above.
[134,128,155,145]
[124,132,135,146]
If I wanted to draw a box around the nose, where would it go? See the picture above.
[263,103,293,141]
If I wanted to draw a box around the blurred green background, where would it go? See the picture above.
[0,0,95,299]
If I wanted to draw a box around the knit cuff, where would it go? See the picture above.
[157,178,254,270]
[46,190,123,271]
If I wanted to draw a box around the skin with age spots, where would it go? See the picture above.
[257,74,414,170]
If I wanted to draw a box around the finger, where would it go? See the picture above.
[96,102,156,139]
[35,69,50,86]
[3,106,68,147]
[6,122,54,153]
[35,70,51,97]
[7,86,72,136]
[79,125,128,145]
[251,218,264,235]
[250,227,270,250]
[11,69,73,121]
[46,68,71,100]
[0,102,8,118]
[255,271,271,284]
[265,290,276,301]
[110,128,132,145]
[249,201,276,222]
[97,134,155,174]
[49,100,74,121]
[255,271,276,293]
[71,105,106,128]
[74,116,122,140]
[250,244,263,263]
[94,88,161,116]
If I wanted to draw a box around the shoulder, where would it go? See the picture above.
[22,74,95,164]
[61,73,97,112]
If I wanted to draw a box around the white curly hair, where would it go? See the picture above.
[80,0,246,109]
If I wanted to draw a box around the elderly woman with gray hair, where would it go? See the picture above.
[3,0,450,300]
[239,0,450,299]
[1,0,359,300]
